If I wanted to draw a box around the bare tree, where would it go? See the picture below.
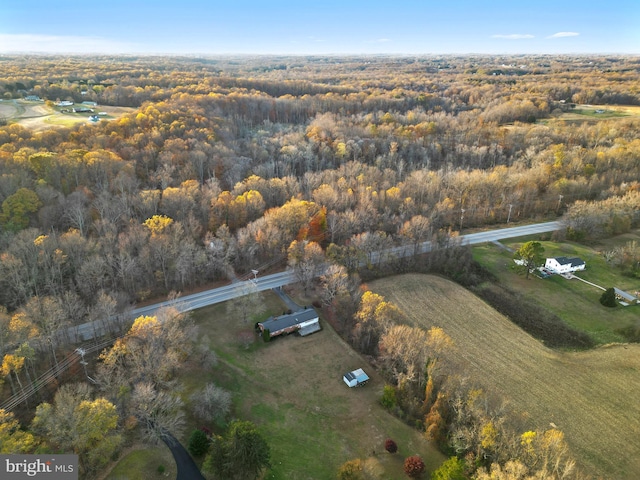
[227,281,264,325]
[190,382,232,423]
[287,240,325,294]
[131,382,185,443]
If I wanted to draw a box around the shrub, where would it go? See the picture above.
[404,455,425,478]
[337,459,364,480]
[262,328,271,342]
[157,465,165,475]
[188,429,210,456]
[600,287,617,308]
[384,438,398,453]
[380,385,397,410]
[431,457,466,480]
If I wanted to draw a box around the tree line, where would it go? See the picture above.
[330,278,589,480]
[0,54,638,478]
[1,53,639,409]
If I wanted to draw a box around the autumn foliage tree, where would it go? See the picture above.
[287,239,325,293]
[403,455,425,478]
[0,409,37,453]
[337,459,364,480]
[31,383,122,477]
[384,438,398,453]
[513,241,545,279]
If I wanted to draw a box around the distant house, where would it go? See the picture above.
[24,95,42,101]
[256,307,320,339]
[544,257,586,274]
[56,100,74,107]
[82,101,98,106]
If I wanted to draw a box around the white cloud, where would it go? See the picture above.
[547,32,580,38]
[0,34,139,54]
[491,34,535,40]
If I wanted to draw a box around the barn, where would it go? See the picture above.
[256,307,320,338]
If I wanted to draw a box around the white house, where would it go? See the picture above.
[544,256,586,274]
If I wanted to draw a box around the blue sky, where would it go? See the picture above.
[1,0,638,55]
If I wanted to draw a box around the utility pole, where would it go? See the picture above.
[76,348,97,384]
[507,204,513,223]
[460,208,465,231]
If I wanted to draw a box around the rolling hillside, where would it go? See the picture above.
[371,274,640,479]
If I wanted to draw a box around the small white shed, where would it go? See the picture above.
[343,368,369,387]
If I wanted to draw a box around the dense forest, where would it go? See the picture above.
[1,54,639,478]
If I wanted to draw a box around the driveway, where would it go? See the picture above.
[161,431,206,480]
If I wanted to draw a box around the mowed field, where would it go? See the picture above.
[183,292,445,480]
[0,100,134,131]
[556,104,640,123]
[371,274,640,479]
[474,235,640,344]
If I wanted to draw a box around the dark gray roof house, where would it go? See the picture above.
[257,308,320,338]
[544,256,586,273]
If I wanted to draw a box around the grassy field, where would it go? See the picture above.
[371,274,640,479]
[176,290,445,479]
[554,104,640,123]
[103,445,176,480]
[473,236,640,344]
[0,99,134,131]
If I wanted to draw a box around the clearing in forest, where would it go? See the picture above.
[0,99,135,131]
[181,291,445,480]
[556,103,640,123]
[474,237,640,344]
[371,273,640,479]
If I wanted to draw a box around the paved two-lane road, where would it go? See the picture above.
[73,220,563,341]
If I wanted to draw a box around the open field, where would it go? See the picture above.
[371,274,640,479]
[103,444,176,480]
[0,99,134,131]
[474,236,640,344]
[180,290,445,479]
[554,104,640,123]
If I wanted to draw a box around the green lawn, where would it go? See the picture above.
[473,236,640,344]
[104,445,176,480]
[182,289,444,479]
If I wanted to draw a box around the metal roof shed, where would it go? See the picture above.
[343,368,369,387]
